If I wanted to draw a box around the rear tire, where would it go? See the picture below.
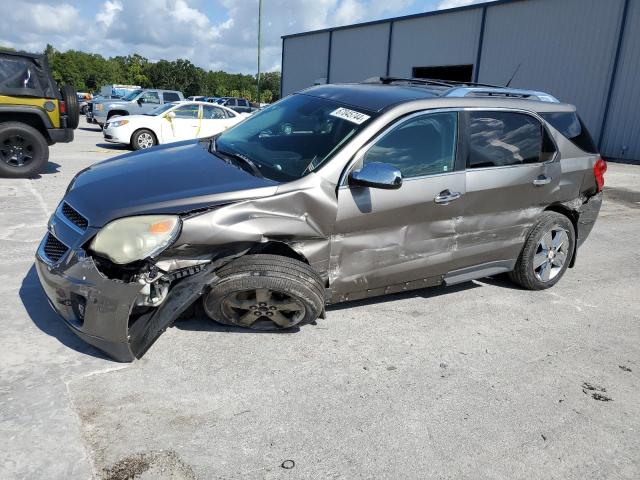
[130,129,157,150]
[509,212,575,290]
[203,254,325,330]
[0,122,49,178]
[61,84,79,129]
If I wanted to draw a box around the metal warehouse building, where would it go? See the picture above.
[280,0,640,162]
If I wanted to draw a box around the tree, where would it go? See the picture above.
[39,44,282,100]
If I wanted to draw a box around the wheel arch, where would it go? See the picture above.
[0,109,51,143]
[107,109,129,119]
[247,241,310,265]
[131,127,159,146]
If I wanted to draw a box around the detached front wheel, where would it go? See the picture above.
[203,254,325,330]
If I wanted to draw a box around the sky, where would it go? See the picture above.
[0,0,490,74]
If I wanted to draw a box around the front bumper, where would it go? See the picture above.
[103,124,129,144]
[36,246,143,362]
[35,208,227,362]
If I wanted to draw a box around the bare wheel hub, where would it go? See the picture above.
[219,288,305,330]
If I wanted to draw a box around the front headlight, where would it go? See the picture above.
[109,119,129,128]
[95,104,104,111]
[90,215,181,264]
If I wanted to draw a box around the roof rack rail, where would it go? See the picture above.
[364,76,503,89]
[445,87,560,103]
[361,77,560,103]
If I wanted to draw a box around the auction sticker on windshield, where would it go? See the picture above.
[330,107,371,125]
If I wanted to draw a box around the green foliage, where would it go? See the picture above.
[44,45,280,101]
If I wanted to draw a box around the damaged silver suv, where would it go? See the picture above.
[36,78,606,362]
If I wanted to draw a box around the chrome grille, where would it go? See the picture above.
[43,233,68,263]
[62,202,88,230]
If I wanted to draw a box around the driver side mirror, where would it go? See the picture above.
[166,111,176,118]
[349,162,403,190]
[137,97,144,105]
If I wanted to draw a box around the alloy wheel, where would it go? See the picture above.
[533,226,569,282]
[220,288,306,329]
[0,134,34,168]
[137,132,154,149]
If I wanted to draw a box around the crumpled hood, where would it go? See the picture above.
[65,140,279,227]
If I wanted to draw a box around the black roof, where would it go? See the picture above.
[0,48,46,61]
[299,83,440,112]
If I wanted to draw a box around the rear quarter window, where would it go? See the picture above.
[541,112,598,154]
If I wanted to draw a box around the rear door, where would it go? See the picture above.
[200,104,235,137]
[330,110,466,298]
[162,91,181,104]
[455,109,560,270]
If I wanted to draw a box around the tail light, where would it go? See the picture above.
[59,100,66,115]
[594,156,607,192]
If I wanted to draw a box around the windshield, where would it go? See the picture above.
[145,103,177,116]
[215,94,374,182]
[121,89,143,101]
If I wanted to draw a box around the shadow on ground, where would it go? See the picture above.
[28,161,61,178]
[326,281,481,312]
[176,281,484,333]
[95,143,128,151]
[19,264,109,360]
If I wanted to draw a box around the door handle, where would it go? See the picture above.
[533,175,552,186]
[434,190,462,204]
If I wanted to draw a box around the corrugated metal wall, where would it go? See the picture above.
[329,23,390,83]
[281,32,331,96]
[478,0,625,145]
[389,9,482,77]
[281,0,638,161]
[600,0,640,161]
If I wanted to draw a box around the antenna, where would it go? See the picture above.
[505,63,522,88]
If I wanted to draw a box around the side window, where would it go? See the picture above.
[226,99,237,107]
[467,111,543,168]
[173,104,200,119]
[202,105,226,119]
[224,109,236,119]
[162,91,180,103]
[140,91,160,104]
[362,112,458,178]
[239,99,249,107]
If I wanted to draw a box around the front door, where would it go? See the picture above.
[136,91,161,114]
[330,110,466,299]
[163,104,201,142]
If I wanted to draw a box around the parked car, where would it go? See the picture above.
[187,96,206,101]
[217,97,258,114]
[99,84,141,99]
[36,78,605,361]
[0,49,78,177]
[205,97,219,103]
[103,101,246,150]
[77,92,92,114]
[91,89,184,127]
